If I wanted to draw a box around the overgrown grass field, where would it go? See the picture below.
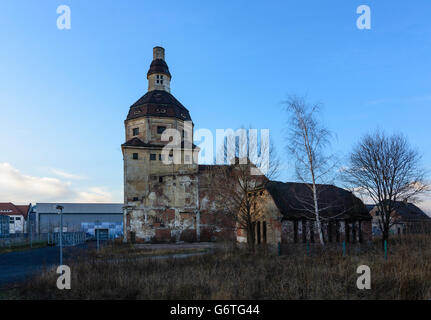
[7,235,431,300]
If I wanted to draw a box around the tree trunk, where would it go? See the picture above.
[382,229,389,251]
[312,184,325,246]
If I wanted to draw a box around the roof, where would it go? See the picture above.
[122,137,197,149]
[365,204,375,212]
[370,202,430,221]
[147,59,171,78]
[127,90,192,122]
[34,203,123,215]
[265,181,370,220]
[0,203,30,219]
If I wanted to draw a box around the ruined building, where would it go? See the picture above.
[244,182,372,245]
[122,47,372,244]
[122,47,233,242]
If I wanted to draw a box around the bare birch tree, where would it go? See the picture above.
[284,96,337,246]
[343,131,428,246]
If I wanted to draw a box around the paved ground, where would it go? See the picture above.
[0,244,90,288]
[0,242,217,288]
[133,242,217,250]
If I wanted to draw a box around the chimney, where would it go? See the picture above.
[153,46,165,60]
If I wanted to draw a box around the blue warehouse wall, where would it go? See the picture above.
[39,213,123,238]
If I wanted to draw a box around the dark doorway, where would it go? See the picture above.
[293,220,298,243]
[302,219,307,243]
[345,221,350,243]
[256,221,261,244]
[328,222,333,243]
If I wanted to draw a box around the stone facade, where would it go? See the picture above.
[122,47,234,243]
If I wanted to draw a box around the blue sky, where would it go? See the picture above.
[0,0,430,210]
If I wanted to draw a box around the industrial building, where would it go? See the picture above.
[0,215,9,237]
[30,203,124,239]
[0,203,30,234]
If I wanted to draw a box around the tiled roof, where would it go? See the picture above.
[265,181,370,220]
[370,201,431,221]
[0,203,30,219]
[127,90,192,121]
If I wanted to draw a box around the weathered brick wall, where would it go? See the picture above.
[197,168,236,242]
[124,162,237,243]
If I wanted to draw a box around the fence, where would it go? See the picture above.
[47,232,87,246]
[0,232,87,248]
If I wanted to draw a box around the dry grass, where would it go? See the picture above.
[87,242,208,259]
[0,241,46,254]
[8,235,431,300]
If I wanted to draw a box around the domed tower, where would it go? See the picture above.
[122,47,200,242]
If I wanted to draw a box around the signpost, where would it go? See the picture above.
[56,205,64,266]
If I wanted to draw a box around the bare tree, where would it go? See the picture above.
[344,130,429,246]
[284,96,337,246]
[209,128,279,251]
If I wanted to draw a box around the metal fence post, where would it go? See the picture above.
[384,240,388,261]
[97,229,100,251]
[56,205,64,266]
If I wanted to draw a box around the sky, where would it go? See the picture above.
[0,0,430,212]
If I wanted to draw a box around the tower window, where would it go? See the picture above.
[160,80,163,84]
[132,128,139,136]
[156,75,159,79]
[161,75,163,79]
[157,126,166,134]
[150,154,156,160]
[133,153,139,160]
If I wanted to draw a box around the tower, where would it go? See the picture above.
[147,47,171,92]
[122,47,200,242]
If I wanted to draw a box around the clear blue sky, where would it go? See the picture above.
[0,0,430,208]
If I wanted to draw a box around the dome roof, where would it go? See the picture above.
[126,90,192,121]
[147,59,171,78]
